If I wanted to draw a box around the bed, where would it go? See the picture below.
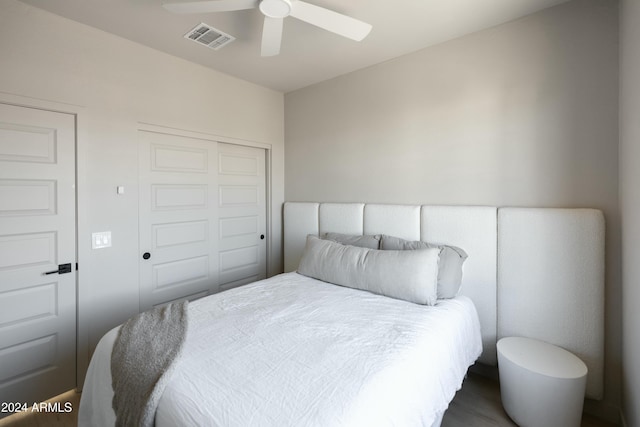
[79,202,605,426]
[80,272,481,427]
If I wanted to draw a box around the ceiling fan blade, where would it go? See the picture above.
[163,0,259,14]
[289,1,372,41]
[261,16,284,56]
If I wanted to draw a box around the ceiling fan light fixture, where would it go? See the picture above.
[259,0,292,18]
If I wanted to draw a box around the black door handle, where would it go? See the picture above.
[43,263,72,275]
[143,252,151,260]
[260,234,265,240]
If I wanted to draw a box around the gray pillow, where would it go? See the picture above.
[298,235,439,305]
[380,235,468,299]
[322,232,381,249]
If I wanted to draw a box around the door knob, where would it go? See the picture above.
[43,263,72,275]
[260,234,265,240]
[143,252,151,260]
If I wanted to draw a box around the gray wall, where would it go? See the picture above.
[285,0,620,420]
[620,0,640,425]
[0,0,284,380]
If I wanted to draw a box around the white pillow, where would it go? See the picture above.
[297,235,440,305]
[380,235,468,299]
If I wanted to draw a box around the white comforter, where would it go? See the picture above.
[79,272,482,427]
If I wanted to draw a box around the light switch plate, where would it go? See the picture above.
[92,231,112,249]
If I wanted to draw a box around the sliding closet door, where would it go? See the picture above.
[0,103,77,413]
[138,131,218,310]
[139,133,268,310]
[217,142,267,291]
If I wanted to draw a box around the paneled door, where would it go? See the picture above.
[139,131,218,310]
[0,103,77,413]
[217,143,267,291]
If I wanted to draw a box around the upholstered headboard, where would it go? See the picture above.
[283,202,605,400]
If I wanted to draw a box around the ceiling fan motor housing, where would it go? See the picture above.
[259,0,292,18]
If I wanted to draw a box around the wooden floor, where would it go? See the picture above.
[0,373,617,427]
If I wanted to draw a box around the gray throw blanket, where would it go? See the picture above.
[111,301,189,427]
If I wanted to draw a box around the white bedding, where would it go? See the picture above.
[79,272,482,427]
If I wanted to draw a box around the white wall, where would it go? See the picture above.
[620,0,640,425]
[0,0,284,379]
[285,0,620,420]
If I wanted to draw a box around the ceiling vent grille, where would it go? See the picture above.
[184,23,235,50]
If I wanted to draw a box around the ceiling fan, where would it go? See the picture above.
[163,0,373,57]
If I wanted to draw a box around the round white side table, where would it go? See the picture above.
[497,336,588,427]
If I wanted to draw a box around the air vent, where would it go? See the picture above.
[184,23,235,50]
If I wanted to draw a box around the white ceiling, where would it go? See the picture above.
[20,0,569,93]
